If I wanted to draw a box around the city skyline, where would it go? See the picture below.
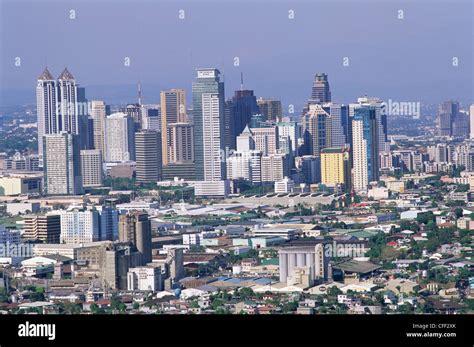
[1,0,473,108]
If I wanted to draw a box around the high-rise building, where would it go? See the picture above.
[43,132,83,195]
[36,68,58,164]
[322,103,350,147]
[320,147,351,190]
[261,153,289,182]
[277,121,299,156]
[57,68,79,135]
[192,69,225,181]
[168,123,194,163]
[89,100,107,158]
[141,104,161,131]
[80,149,103,188]
[96,205,119,241]
[118,211,152,265]
[250,126,279,156]
[301,104,332,156]
[437,101,460,137]
[310,73,331,103]
[122,103,142,131]
[352,106,379,191]
[161,89,186,165]
[296,155,321,185]
[135,130,162,183]
[257,97,283,122]
[59,208,100,244]
[105,112,136,162]
[23,213,61,243]
[227,90,259,150]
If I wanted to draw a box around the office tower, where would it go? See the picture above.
[227,90,259,150]
[322,103,350,147]
[350,96,388,153]
[118,211,152,265]
[227,150,262,183]
[296,155,321,184]
[161,89,186,165]
[451,104,469,138]
[97,205,119,241]
[105,112,135,162]
[261,153,289,182]
[192,68,225,181]
[36,68,58,164]
[310,73,331,103]
[277,121,298,156]
[141,104,161,131]
[278,244,329,285]
[250,126,279,156]
[168,123,194,163]
[224,100,234,150]
[437,101,460,137]
[162,162,196,181]
[89,100,107,157]
[43,132,83,195]
[23,213,61,243]
[352,106,379,191]
[257,97,283,122]
[59,208,100,244]
[135,130,162,183]
[80,149,103,187]
[320,147,351,190]
[122,103,142,131]
[56,68,79,134]
[302,104,332,156]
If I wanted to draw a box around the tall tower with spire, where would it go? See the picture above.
[36,67,58,166]
[57,67,79,134]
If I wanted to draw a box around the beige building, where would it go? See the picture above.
[23,213,61,243]
[80,149,103,187]
[160,89,186,165]
[89,100,107,159]
[168,122,194,163]
[0,174,42,196]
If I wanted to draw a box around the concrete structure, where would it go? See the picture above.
[278,244,329,285]
[118,211,152,264]
[302,104,331,156]
[0,174,42,196]
[23,214,61,243]
[160,89,186,165]
[89,100,107,159]
[127,266,162,292]
[194,180,230,198]
[6,201,40,216]
[80,149,103,188]
[167,122,194,164]
[105,112,135,162]
[274,177,294,193]
[43,132,83,195]
[59,208,100,244]
[320,147,351,190]
[135,130,162,183]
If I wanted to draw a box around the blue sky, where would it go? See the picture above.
[0,0,472,109]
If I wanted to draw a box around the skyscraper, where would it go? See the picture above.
[118,211,152,265]
[57,68,79,134]
[228,90,259,150]
[89,100,107,158]
[352,106,379,191]
[168,123,194,163]
[105,112,136,162]
[322,103,350,147]
[310,73,331,103]
[36,68,57,165]
[437,101,460,137]
[43,132,83,195]
[161,89,186,165]
[135,130,162,183]
[301,104,332,156]
[257,97,283,122]
[192,68,225,181]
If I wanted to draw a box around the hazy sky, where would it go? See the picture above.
[0,0,472,110]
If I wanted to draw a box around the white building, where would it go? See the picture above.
[274,177,294,193]
[127,266,162,292]
[194,180,230,198]
[105,112,135,162]
[202,93,225,181]
[89,100,107,160]
[59,209,100,244]
[261,153,289,182]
